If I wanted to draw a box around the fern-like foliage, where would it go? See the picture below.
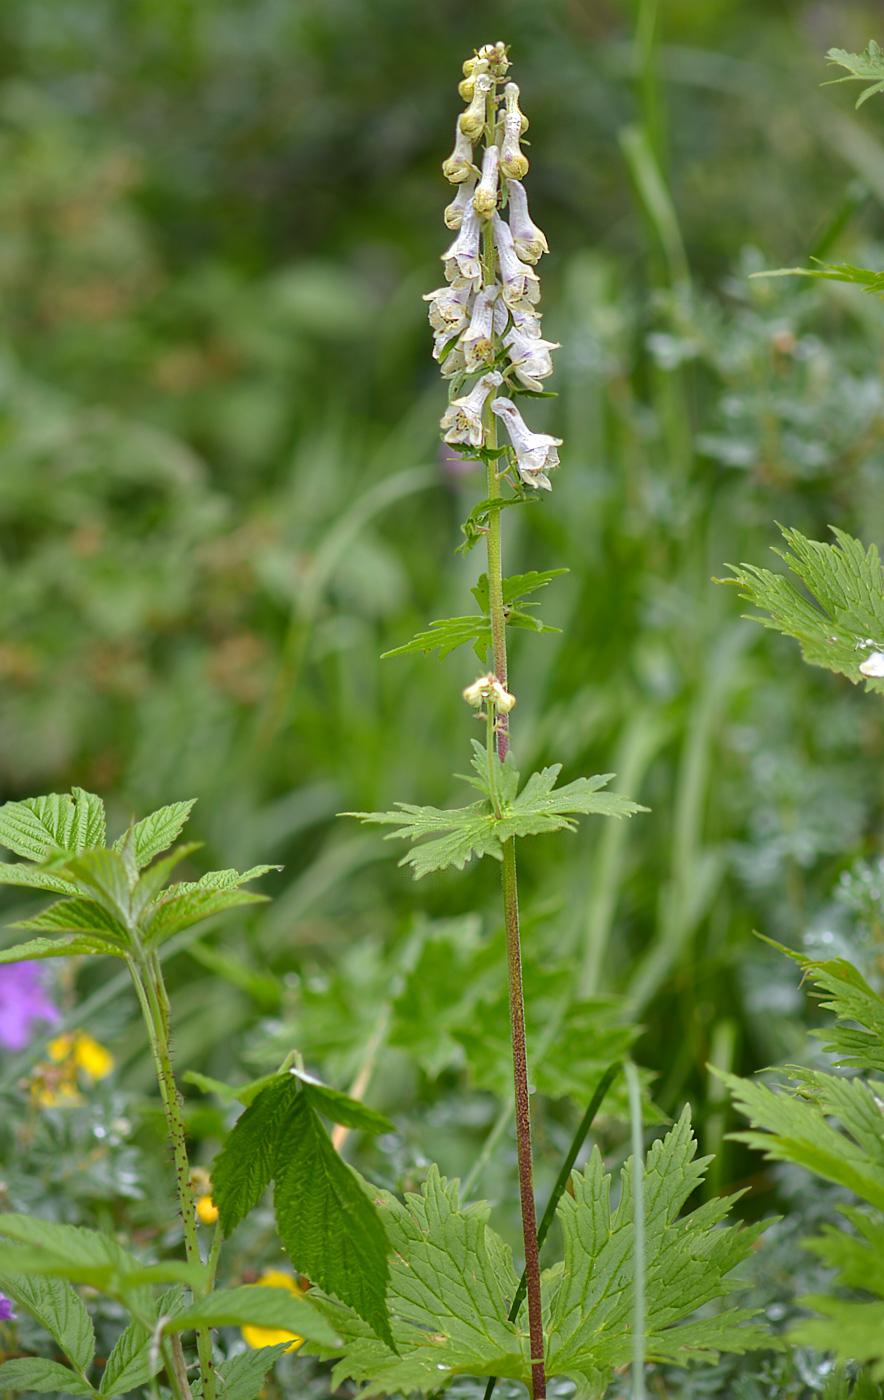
[346,741,644,879]
[302,1113,769,1398]
[825,41,884,107]
[724,948,884,1380]
[722,525,884,693]
[0,791,277,964]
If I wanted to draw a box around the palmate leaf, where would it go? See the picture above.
[212,1074,394,1349]
[304,1122,768,1398]
[348,747,644,880]
[763,942,884,1074]
[382,616,492,662]
[723,526,884,691]
[825,41,884,108]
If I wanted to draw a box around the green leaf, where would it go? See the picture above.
[206,1345,291,1400]
[752,260,884,294]
[0,1218,205,1297]
[470,569,568,613]
[113,798,197,868]
[381,615,492,662]
[145,886,269,947]
[183,1068,283,1107]
[722,526,884,691]
[274,1094,394,1351]
[457,494,536,556]
[298,1078,395,1135]
[347,800,502,880]
[212,1075,296,1235]
[164,1285,341,1345]
[98,1287,186,1397]
[0,1358,96,1395]
[57,849,136,925]
[0,1270,95,1371]
[495,765,646,840]
[0,790,105,862]
[171,864,280,893]
[14,897,132,947]
[0,863,76,894]
[825,42,884,107]
[301,1165,525,1397]
[0,935,126,962]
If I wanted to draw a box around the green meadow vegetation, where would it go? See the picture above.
[2,2,884,1397]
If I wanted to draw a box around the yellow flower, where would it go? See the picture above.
[196,1195,219,1225]
[47,1031,114,1081]
[241,1270,306,1353]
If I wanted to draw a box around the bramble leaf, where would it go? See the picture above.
[113,798,197,868]
[194,1345,291,1400]
[212,1075,295,1234]
[0,1218,205,1296]
[0,935,126,962]
[0,1269,95,1372]
[97,1287,186,1397]
[0,789,105,862]
[165,1284,340,1344]
[0,863,75,894]
[723,526,884,692]
[14,897,131,947]
[0,1359,96,1395]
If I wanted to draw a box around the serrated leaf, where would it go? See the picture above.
[457,494,535,556]
[346,800,503,879]
[145,886,269,947]
[0,862,76,894]
[723,526,884,691]
[171,864,279,894]
[470,569,569,614]
[495,766,646,841]
[165,1284,341,1345]
[14,897,131,947]
[0,1218,205,1297]
[206,1345,291,1400]
[0,1269,95,1371]
[299,1078,395,1135]
[212,1075,296,1235]
[0,1358,96,1395]
[0,935,125,963]
[824,42,884,107]
[754,261,884,293]
[382,616,492,662]
[98,1286,186,1397]
[0,790,105,862]
[57,849,136,925]
[113,799,197,868]
[274,1094,394,1350]
[183,1068,282,1107]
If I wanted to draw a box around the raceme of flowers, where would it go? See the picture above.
[0,961,59,1052]
[424,42,561,491]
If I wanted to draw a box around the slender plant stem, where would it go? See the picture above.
[482,407,545,1398]
[128,958,217,1400]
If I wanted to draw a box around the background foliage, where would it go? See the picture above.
[3,0,884,1396]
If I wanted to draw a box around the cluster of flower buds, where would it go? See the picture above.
[463,672,517,714]
[424,42,561,491]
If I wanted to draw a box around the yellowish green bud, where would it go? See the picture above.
[463,673,516,713]
[458,57,490,101]
[472,143,500,220]
[444,176,477,230]
[442,118,477,184]
[477,42,510,79]
[459,71,494,142]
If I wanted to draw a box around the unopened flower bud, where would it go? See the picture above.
[500,85,529,180]
[458,57,490,101]
[444,176,478,230]
[506,180,549,263]
[463,672,516,712]
[472,144,500,220]
[477,42,510,79]
[443,119,477,184]
[459,72,494,142]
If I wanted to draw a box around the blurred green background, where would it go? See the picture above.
[2,0,884,1262]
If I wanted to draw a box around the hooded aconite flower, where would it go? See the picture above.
[458,56,490,102]
[490,397,561,490]
[473,144,500,220]
[493,215,540,308]
[424,282,473,336]
[440,372,503,446]
[442,205,482,287]
[459,71,494,141]
[503,324,560,391]
[506,181,549,264]
[461,286,500,372]
[442,119,476,184]
[444,176,477,230]
[500,83,529,179]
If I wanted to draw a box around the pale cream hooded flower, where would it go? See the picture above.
[444,176,478,230]
[459,71,494,141]
[506,181,549,264]
[443,205,482,287]
[442,119,477,184]
[503,323,560,391]
[423,282,473,336]
[440,371,504,446]
[493,215,540,308]
[461,286,501,373]
[500,83,529,180]
[472,144,500,220]
[490,396,561,490]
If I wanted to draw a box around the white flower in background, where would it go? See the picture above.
[459,71,494,141]
[503,324,560,391]
[463,671,516,713]
[461,286,500,372]
[500,83,529,179]
[423,282,473,335]
[442,119,476,184]
[443,205,482,287]
[490,396,561,490]
[493,215,540,308]
[440,371,503,446]
[506,181,549,264]
[472,143,500,220]
[444,176,477,230]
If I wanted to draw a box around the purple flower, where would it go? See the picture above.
[0,962,59,1052]
[0,1292,14,1321]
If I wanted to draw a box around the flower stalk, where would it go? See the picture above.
[427,41,563,1397]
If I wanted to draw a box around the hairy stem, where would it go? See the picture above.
[128,958,216,1400]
